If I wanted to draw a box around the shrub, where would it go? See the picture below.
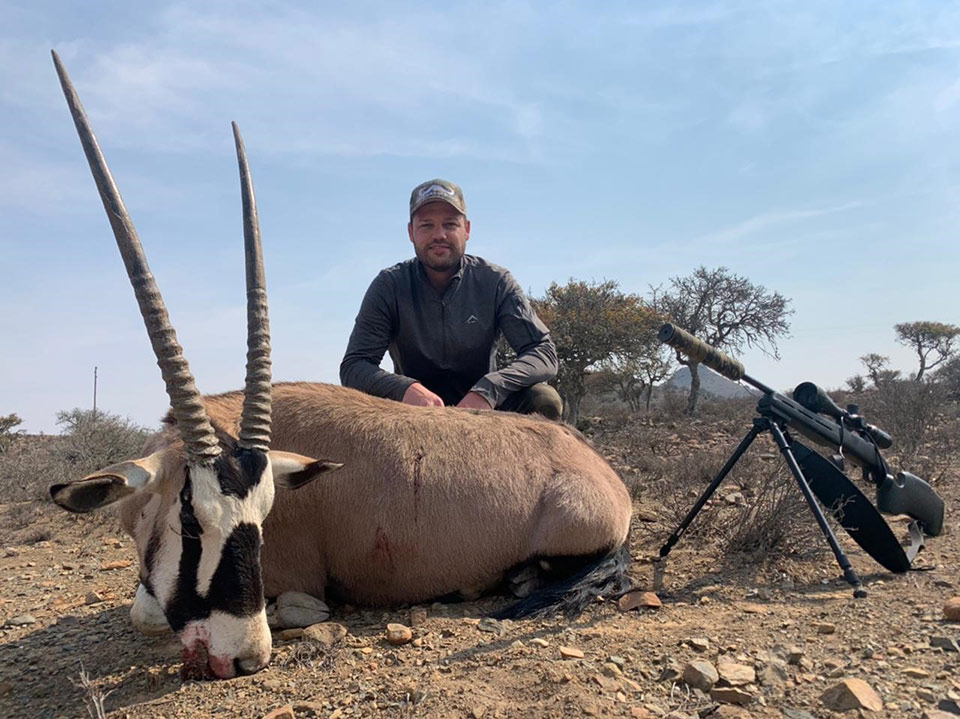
[0,408,152,502]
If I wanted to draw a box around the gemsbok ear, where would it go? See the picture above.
[50,451,165,513]
[270,450,343,490]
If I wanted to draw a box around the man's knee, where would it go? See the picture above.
[506,383,562,420]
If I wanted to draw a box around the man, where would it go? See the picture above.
[340,178,562,419]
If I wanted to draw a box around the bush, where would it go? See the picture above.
[0,409,152,502]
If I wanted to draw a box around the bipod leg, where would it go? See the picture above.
[659,421,763,559]
[766,421,868,599]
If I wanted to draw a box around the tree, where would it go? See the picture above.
[845,374,867,394]
[55,408,152,474]
[533,279,659,426]
[860,353,900,387]
[651,266,792,414]
[600,340,674,413]
[894,321,960,381]
[0,413,23,454]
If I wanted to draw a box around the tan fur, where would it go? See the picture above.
[119,381,632,606]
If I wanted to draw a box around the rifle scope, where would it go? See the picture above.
[793,382,893,449]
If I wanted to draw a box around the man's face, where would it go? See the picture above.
[408,201,470,274]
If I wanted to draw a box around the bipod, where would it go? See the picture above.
[658,415,868,598]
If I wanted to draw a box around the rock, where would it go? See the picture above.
[277,628,304,641]
[657,662,682,682]
[409,608,428,626]
[931,636,960,653]
[470,707,486,718]
[712,706,752,718]
[814,622,837,635]
[717,661,755,686]
[786,646,805,665]
[820,678,883,712]
[302,622,346,647]
[925,711,959,719]
[709,687,754,705]
[904,667,932,679]
[781,709,816,719]
[100,560,131,570]
[618,591,662,611]
[530,638,549,648]
[274,592,330,629]
[683,637,710,653]
[602,662,622,677]
[944,597,960,622]
[938,699,960,714]
[84,591,105,605]
[385,623,413,645]
[263,706,295,719]
[559,646,584,659]
[682,660,719,691]
[630,708,655,719]
[6,614,36,626]
[477,618,502,634]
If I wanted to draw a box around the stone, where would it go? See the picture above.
[682,660,719,691]
[274,592,330,629]
[263,706,295,719]
[931,636,960,653]
[814,622,837,635]
[781,709,816,719]
[686,637,710,652]
[277,628,304,641]
[385,623,413,645]
[302,622,347,647]
[717,661,755,686]
[6,614,36,626]
[530,638,549,648]
[602,662,622,677]
[820,678,883,712]
[477,618,502,634]
[100,560,131,570]
[84,591,105,605]
[944,597,960,622]
[618,590,662,611]
[409,608,428,626]
[904,667,932,679]
[709,687,754,705]
[924,711,959,719]
[559,646,585,659]
[786,646,805,665]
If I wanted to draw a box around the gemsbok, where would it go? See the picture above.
[48,51,634,679]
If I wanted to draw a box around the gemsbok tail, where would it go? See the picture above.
[491,544,632,620]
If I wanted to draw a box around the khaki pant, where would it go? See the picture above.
[497,383,563,420]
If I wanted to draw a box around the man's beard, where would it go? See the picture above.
[417,244,463,273]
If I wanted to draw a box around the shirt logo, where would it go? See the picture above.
[465,314,479,324]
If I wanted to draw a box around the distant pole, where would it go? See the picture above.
[93,366,98,423]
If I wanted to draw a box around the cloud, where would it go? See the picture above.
[694,201,866,246]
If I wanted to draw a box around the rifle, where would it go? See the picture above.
[657,323,945,596]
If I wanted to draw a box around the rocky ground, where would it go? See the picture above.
[1,412,958,719]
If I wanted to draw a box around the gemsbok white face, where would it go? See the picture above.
[47,51,341,679]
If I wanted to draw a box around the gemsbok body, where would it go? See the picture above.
[48,51,633,680]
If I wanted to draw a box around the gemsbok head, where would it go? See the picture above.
[47,51,340,679]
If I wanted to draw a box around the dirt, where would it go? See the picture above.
[1,418,958,719]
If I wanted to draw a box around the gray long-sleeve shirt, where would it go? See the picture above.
[340,255,557,407]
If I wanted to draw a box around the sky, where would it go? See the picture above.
[2,1,958,434]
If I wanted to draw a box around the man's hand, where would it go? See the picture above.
[457,391,494,410]
[402,383,445,407]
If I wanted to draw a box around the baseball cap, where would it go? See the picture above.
[409,179,467,218]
